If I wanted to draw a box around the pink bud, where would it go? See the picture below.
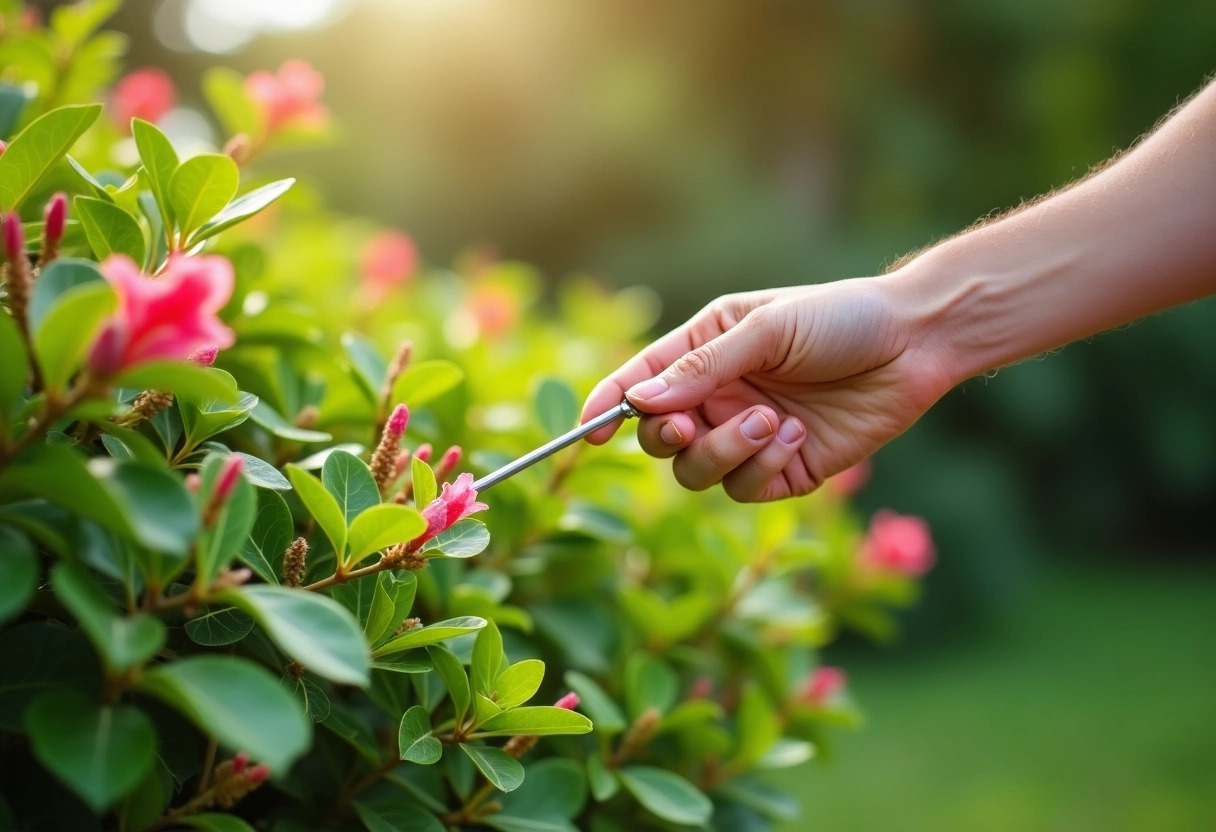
[4,212,23,262]
[554,691,580,710]
[414,443,432,463]
[435,445,462,481]
[86,321,127,377]
[859,510,935,576]
[43,193,67,245]
[232,752,249,773]
[688,675,714,699]
[386,404,409,437]
[0,140,7,157]
[247,764,271,783]
[189,345,219,366]
[185,473,202,493]
[214,455,244,501]
[803,667,847,707]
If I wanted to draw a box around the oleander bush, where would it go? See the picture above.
[0,3,934,830]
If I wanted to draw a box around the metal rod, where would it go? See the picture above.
[471,398,640,492]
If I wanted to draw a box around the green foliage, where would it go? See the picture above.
[0,6,924,831]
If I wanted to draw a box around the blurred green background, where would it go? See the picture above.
[90,0,1216,827]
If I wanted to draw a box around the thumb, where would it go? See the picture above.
[625,310,778,413]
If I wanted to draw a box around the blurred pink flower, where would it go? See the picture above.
[803,666,847,706]
[361,231,418,299]
[827,459,871,497]
[418,473,487,541]
[554,691,580,710]
[469,283,518,338]
[87,255,235,377]
[245,60,329,133]
[112,68,176,129]
[859,509,935,576]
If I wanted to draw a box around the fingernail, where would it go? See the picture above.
[660,420,684,444]
[741,410,773,440]
[627,377,669,401]
[777,418,804,444]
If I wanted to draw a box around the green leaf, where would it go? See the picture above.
[202,66,264,138]
[0,527,35,624]
[0,104,101,210]
[387,570,419,628]
[93,458,199,556]
[135,656,309,773]
[51,562,165,671]
[534,377,579,438]
[373,616,486,657]
[0,83,30,139]
[176,814,257,832]
[491,758,587,832]
[471,618,504,698]
[179,391,258,447]
[130,118,178,233]
[426,645,470,723]
[370,655,433,673]
[26,690,155,812]
[281,673,330,723]
[461,744,524,792]
[412,456,436,509]
[28,257,103,333]
[364,571,397,646]
[0,310,29,434]
[421,519,490,559]
[238,488,292,584]
[190,178,295,244]
[473,707,593,738]
[618,766,712,826]
[33,281,115,391]
[398,706,442,764]
[50,0,121,47]
[0,621,100,732]
[322,699,379,763]
[733,684,781,768]
[249,400,331,443]
[586,753,618,802]
[168,153,239,239]
[391,360,464,407]
[233,452,291,491]
[340,332,385,401]
[67,155,114,201]
[184,607,255,647]
[354,799,445,832]
[115,363,239,406]
[74,196,146,264]
[218,585,370,686]
[563,671,627,736]
[347,503,426,566]
[493,660,545,710]
[322,449,380,526]
[196,454,257,584]
[625,653,678,720]
[285,464,346,558]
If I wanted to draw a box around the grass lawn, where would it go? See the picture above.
[769,562,1216,831]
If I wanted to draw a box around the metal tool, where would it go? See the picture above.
[471,397,640,492]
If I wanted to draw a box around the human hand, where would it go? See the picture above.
[581,276,953,501]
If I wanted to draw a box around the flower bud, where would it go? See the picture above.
[43,193,67,245]
[189,345,219,366]
[434,445,461,482]
[387,403,409,438]
[0,140,7,157]
[414,443,432,463]
[803,666,847,707]
[185,473,202,493]
[232,752,249,774]
[223,132,251,165]
[3,211,23,263]
[87,321,127,377]
[248,764,270,784]
[214,455,245,502]
[371,404,410,493]
[554,691,580,710]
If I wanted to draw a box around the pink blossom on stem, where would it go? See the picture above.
[112,68,176,128]
[245,60,328,133]
[386,403,409,438]
[434,445,461,482]
[0,140,7,157]
[4,211,23,262]
[43,193,67,244]
[414,443,432,463]
[87,255,235,377]
[232,752,249,774]
[418,473,487,542]
[859,510,935,576]
[214,455,245,502]
[827,459,871,497]
[361,231,418,300]
[554,691,580,710]
[247,764,271,784]
[803,666,847,707]
[469,283,518,338]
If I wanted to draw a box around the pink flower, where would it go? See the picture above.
[43,193,67,245]
[434,445,461,482]
[214,455,245,502]
[468,283,518,338]
[361,231,418,299]
[859,510,935,576]
[554,692,580,710]
[87,255,235,377]
[418,473,487,541]
[827,459,871,497]
[4,211,23,261]
[414,443,432,463]
[245,60,328,133]
[386,404,409,437]
[112,68,176,129]
[189,346,219,367]
[803,666,847,706]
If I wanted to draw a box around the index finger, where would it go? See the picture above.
[580,323,696,444]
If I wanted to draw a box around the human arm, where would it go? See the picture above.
[580,78,1216,501]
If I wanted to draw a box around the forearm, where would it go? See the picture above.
[891,78,1216,384]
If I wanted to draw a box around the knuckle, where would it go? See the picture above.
[672,348,714,382]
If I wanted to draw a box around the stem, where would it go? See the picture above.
[0,374,96,469]
[328,755,400,821]
[445,780,499,825]
[303,557,394,592]
[196,737,219,796]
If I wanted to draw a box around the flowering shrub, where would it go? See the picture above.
[0,4,933,831]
